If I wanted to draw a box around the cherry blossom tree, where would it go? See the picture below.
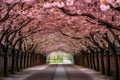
[0,0,120,79]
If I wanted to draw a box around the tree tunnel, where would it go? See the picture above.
[0,0,120,80]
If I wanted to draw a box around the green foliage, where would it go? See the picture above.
[49,55,63,63]
[46,52,74,64]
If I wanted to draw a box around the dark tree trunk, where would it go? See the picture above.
[16,51,20,72]
[102,32,119,78]
[44,56,46,64]
[85,53,88,67]
[11,50,16,74]
[39,55,42,65]
[82,53,85,66]
[78,54,81,65]
[23,52,26,69]
[27,52,30,68]
[34,54,36,66]
[30,53,32,67]
[92,52,96,70]
[96,51,100,71]
[4,50,8,77]
[35,54,37,65]
[20,52,23,70]
[31,53,34,67]
[106,49,111,76]
[89,53,93,69]
[100,49,105,74]
[86,53,90,68]
[111,44,119,80]
[36,54,39,65]
[43,56,46,64]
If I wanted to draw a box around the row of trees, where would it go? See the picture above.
[0,2,46,77]
[74,31,119,80]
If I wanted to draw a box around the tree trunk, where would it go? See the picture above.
[86,53,90,68]
[34,54,37,66]
[23,52,26,69]
[11,50,16,74]
[85,54,88,67]
[31,53,34,67]
[96,51,100,71]
[100,49,105,74]
[82,53,85,66]
[20,52,23,70]
[92,52,96,70]
[44,56,46,64]
[30,53,32,67]
[111,44,119,80]
[4,50,8,77]
[89,53,93,69]
[16,51,20,72]
[106,49,111,76]
[27,52,30,68]
[39,55,42,65]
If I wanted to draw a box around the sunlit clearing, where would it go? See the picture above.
[46,51,74,64]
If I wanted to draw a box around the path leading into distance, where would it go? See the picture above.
[0,64,111,80]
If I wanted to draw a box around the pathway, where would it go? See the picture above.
[0,64,111,80]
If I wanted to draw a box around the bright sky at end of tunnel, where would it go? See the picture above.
[46,51,74,64]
